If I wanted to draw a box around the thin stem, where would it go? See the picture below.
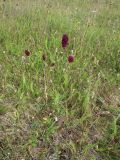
[44,63,48,104]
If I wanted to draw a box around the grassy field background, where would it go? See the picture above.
[0,0,120,159]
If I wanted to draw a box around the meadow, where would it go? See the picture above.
[0,0,120,159]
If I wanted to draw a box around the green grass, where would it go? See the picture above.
[0,0,120,159]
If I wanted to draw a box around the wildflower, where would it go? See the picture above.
[92,10,97,13]
[68,55,74,63]
[21,56,26,62]
[25,49,31,56]
[55,116,58,122]
[43,117,47,121]
[62,34,69,48]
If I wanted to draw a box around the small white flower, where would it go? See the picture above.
[21,56,26,62]
[55,117,58,122]
[92,10,97,13]
[43,117,47,121]
[49,113,52,116]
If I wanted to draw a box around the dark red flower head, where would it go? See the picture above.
[62,34,69,48]
[68,55,74,63]
[25,49,31,56]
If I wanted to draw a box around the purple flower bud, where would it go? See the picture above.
[68,55,74,63]
[62,34,69,48]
